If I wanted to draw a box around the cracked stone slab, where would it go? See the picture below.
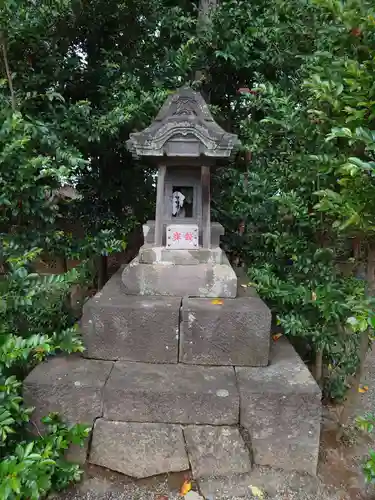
[89,419,189,478]
[184,425,252,478]
[180,296,271,365]
[23,355,113,464]
[236,338,321,475]
[103,362,239,424]
[23,355,113,427]
[81,270,180,363]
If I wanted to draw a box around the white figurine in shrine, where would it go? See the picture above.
[172,191,186,218]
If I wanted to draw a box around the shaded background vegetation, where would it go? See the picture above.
[0,0,374,496]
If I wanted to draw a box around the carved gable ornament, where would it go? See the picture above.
[126,88,241,158]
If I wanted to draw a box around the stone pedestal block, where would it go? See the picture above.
[236,338,321,475]
[180,296,271,366]
[23,355,113,428]
[89,419,189,477]
[139,245,224,265]
[184,425,252,478]
[121,255,237,298]
[81,270,180,362]
[103,362,239,425]
[184,425,253,498]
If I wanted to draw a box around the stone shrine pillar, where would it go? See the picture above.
[123,87,241,297]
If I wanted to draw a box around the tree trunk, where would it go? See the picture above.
[0,31,16,111]
[195,0,218,89]
[314,349,323,385]
[96,255,108,290]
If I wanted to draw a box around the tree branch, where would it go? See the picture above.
[0,31,16,111]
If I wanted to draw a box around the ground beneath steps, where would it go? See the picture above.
[52,464,343,500]
[52,344,375,500]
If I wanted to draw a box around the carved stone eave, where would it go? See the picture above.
[126,87,241,160]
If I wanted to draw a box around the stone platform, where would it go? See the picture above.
[23,258,321,498]
[81,269,271,366]
[23,337,321,497]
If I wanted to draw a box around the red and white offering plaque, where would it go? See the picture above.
[166,224,199,249]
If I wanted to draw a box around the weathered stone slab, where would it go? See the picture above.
[23,355,113,427]
[89,419,189,478]
[180,296,271,366]
[236,338,321,475]
[139,245,224,265]
[121,254,237,298]
[184,425,252,478]
[81,270,180,362]
[103,362,239,425]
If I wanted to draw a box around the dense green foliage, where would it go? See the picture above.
[0,246,90,499]
[212,0,375,401]
[1,0,375,495]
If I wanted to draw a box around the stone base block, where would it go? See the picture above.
[23,355,113,429]
[139,245,224,265]
[180,296,271,366]
[89,419,189,478]
[236,338,321,475]
[103,362,239,425]
[184,425,252,478]
[81,270,180,362]
[121,255,237,298]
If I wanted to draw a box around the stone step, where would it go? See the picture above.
[22,338,321,479]
[88,421,252,486]
[81,270,181,363]
[184,425,253,497]
[81,269,271,366]
[103,361,239,425]
[89,420,189,478]
[236,337,322,475]
[180,296,271,366]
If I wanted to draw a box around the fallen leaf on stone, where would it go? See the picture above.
[249,485,265,499]
[180,480,192,496]
[155,496,168,500]
[358,384,369,393]
[272,333,283,341]
[211,299,223,305]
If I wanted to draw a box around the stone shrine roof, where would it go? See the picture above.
[126,87,241,159]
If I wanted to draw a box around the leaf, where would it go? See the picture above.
[180,480,192,496]
[211,299,224,305]
[359,385,369,393]
[249,485,265,499]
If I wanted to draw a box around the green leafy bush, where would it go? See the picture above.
[211,0,375,402]
[0,247,90,499]
[357,413,375,484]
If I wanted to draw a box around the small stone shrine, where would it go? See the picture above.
[122,87,240,298]
[23,88,322,499]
